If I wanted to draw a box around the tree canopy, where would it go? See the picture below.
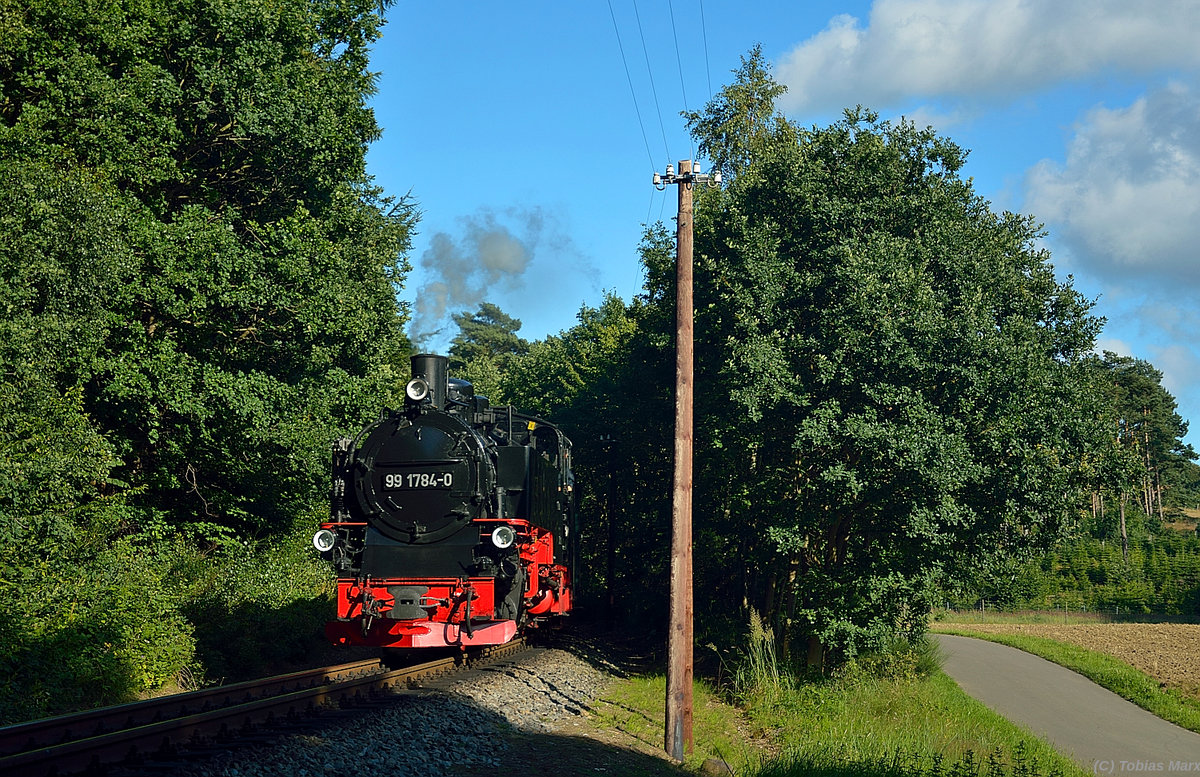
[2,0,418,721]
[1090,352,1198,522]
[500,54,1113,661]
[681,61,1106,655]
[0,0,414,540]
[446,302,529,402]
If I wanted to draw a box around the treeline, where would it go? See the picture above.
[951,355,1200,616]
[1,0,411,722]
[958,518,1200,616]
[453,51,1199,666]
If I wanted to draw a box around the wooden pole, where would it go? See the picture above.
[665,159,694,762]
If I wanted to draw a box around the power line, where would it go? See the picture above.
[631,0,672,164]
[607,0,657,173]
[667,0,694,160]
[699,0,712,103]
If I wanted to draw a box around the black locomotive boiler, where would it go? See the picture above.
[313,354,575,649]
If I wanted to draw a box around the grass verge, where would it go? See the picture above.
[743,663,1087,777]
[591,673,767,774]
[591,655,1087,776]
[932,626,1200,735]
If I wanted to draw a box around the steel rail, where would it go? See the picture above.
[0,640,526,776]
[0,658,384,757]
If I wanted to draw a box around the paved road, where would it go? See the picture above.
[935,634,1200,772]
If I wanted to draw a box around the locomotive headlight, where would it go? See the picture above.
[491,525,516,549]
[405,377,430,402]
[312,529,337,553]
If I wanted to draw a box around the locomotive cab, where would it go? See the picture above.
[317,354,574,650]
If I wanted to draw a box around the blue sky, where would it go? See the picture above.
[366,1,1199,448]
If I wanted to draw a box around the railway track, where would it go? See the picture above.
[0,640,528,776]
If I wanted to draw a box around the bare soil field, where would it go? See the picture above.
[944,622,1200,699]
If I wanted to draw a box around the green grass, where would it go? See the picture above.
[743,662,1086,777]
[592,648,1088,777]
[592,674,767,774]
[933,626,1200,735]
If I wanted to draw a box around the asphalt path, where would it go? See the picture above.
[934,634,1200,773]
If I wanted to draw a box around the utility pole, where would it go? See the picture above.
[653,159,718,763]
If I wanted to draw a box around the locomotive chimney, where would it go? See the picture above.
[409,354,449,410]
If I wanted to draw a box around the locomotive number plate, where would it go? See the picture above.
[383,471,455,489]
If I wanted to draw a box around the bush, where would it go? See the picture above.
[0,535,200,723]
[0,519,336,724]
[833,635,944,687]
[183,520,336,681]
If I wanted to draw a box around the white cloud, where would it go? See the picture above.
[776,0,1200,114]
[1094,337,1132,358]
[1025,83,1200,291]
[1149,343,1200,423]
[889,104,968,131]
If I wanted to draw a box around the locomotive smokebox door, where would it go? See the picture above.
[351,410,484,545]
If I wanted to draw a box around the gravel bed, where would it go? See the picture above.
[169,643,615,777]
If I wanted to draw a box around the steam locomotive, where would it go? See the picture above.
[313,354,575,649]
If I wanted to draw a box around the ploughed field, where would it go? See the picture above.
[944,622,1200,699]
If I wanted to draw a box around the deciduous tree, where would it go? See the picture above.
[681,60,1104,660]
[0,0,414,536]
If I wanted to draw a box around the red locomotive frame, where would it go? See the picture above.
[322,518,572,649]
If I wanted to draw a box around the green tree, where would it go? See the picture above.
[681,62,1103,661]
[448,302,530,402]
[504,292,672,616]
[1096,353,1196,517]
[1,0,414,537]
[0,0,415,717]
[681,44,795,181]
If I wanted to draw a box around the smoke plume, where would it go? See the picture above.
[409,208,546,348]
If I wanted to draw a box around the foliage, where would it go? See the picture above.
[0,534,199,722]
[504,291,674,612]
[683,73,1103,658]
[1087,352,1197,518]
[681,45,796,181]
[0,523,336,723]
[496,53,1109,665]
[958,522,1200,616]
[447,302,530,403]
[951,353,1200,614]
[180,519,336,681]
[0,0,412,719]
[1,0,414,537]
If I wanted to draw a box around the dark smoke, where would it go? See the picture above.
[409,208,546,348]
